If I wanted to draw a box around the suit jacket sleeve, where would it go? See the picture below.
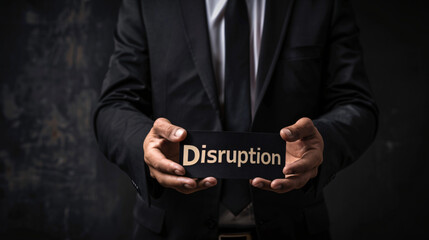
[312,0,379,194]
[93,0,160,204]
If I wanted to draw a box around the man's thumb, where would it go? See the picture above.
[153,118,187,142]
[280,117,315,142]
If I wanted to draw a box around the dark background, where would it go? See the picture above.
[0,0,428,239]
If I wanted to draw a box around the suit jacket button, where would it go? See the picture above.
[258,220,267,231]
[205,219,217,229]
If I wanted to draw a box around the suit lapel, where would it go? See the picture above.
[254,0,296,116]
[179,0,220,113]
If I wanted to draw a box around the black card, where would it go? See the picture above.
[179,131,285,179]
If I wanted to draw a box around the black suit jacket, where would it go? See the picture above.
[93,0,378,239]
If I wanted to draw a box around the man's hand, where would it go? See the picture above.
[250,117,324,193]
[143,118,217,194]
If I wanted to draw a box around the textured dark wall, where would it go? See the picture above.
[0,0,135,239]
[325,0,429,239]
[0,0,428,239]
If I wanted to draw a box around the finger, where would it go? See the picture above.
[272,168,318,193]
[197,177,218,188]
[288,168,318,188]
[251,177,293,193]
[270,178,295,193]
[251,177,272,190]
[153,117,187,142]
[284,150,322,175]
[145,148,185,175]
[150,168,196,189]
[280,117,316,142]
[175,177,218,194]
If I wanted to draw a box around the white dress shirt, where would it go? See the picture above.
[205,0,265,117]
[205,0,266,228]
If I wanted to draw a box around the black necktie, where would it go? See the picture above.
[221,0,251,216]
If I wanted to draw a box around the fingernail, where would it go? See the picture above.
[282,129,293,138]
[273,184,282,190]
[174,169,184,175]
[174,128,185,138]
[256,183,263,188]
[204,181,213,187]
[184,183,193,189]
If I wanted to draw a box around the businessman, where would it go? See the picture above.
[94,0,378,239]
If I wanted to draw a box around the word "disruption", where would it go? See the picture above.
[182,145,282,168]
